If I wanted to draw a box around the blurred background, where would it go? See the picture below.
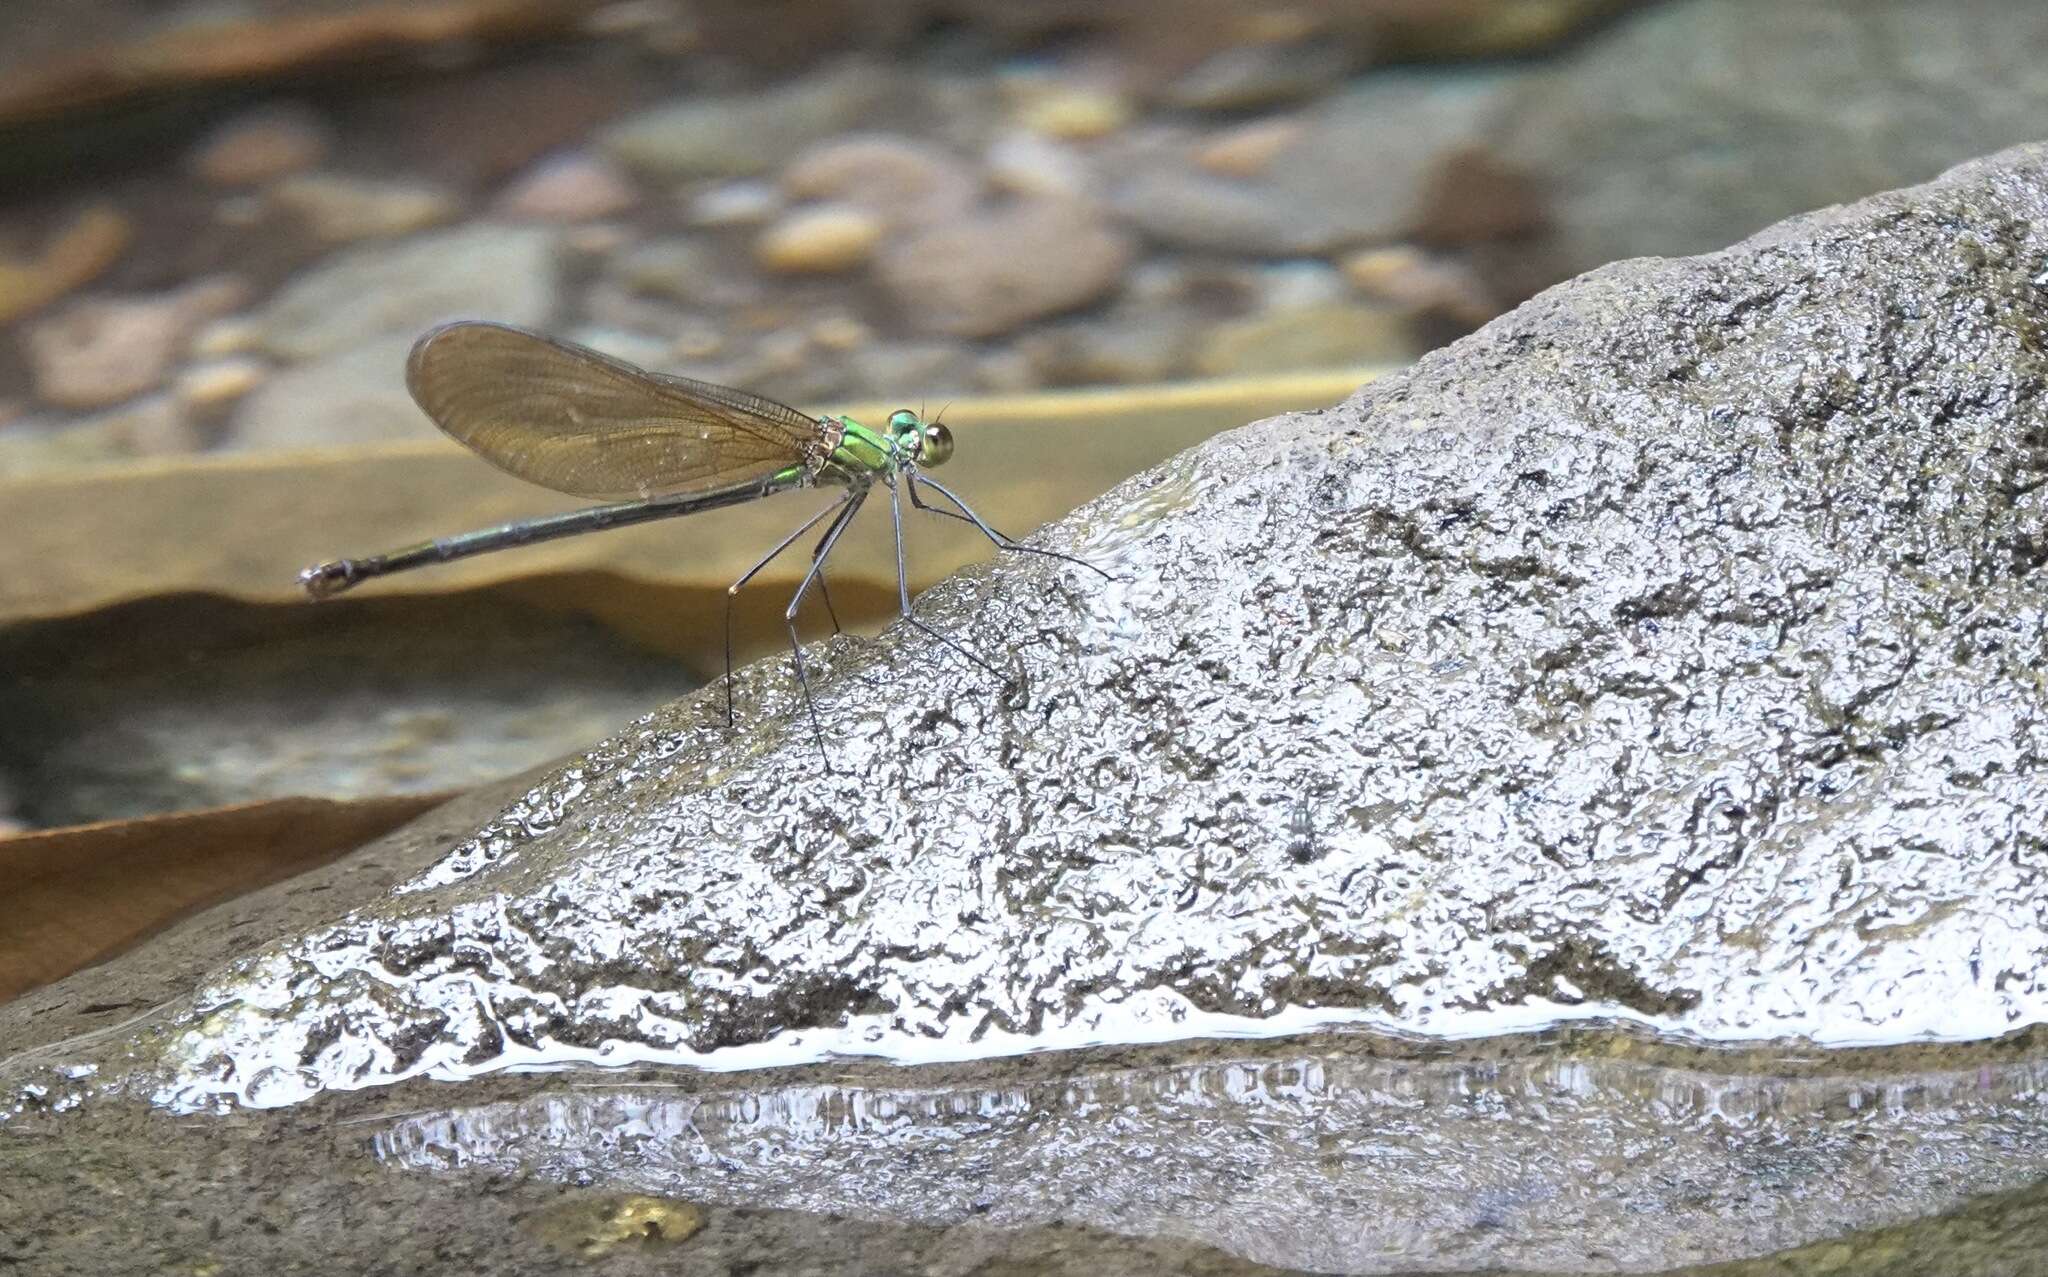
[6,0,2043,474]
[3,0,2046,847]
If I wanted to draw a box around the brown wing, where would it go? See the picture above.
[404,321,835,500]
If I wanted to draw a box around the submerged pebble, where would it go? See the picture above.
[272,174,460,243]
[495,152,639,223]
[24,280,246,410]
[601,65,884,179]
[686,179,783,227]
[780,134,978,231]
[257,224,558,359]
[1013,84,1130,141]
[228,336,431,449]
[174,357,268,414]
[877,198,1133,338]
[754,204,885,274]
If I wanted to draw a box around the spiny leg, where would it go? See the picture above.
[907,472,1110,580]
[785,487,868,766]
[886,473,1005,682]
[724,489,853,728]
[810,528,844,636]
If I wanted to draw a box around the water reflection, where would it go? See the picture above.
[372,1047,2048,1274]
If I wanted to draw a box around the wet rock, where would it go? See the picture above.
[877,197,1132,338]
[754,204,886,274]
[29,134,2048,1080]
[495,151,639,223]
[1109,71,1516,255]
[58,138,2048,1070]
[187,103,331,186]
[601,64,885,180]
[12,140,2048,1276]
[362,1042,2048,1274]
[1490,0,2048,296]
[0,1041,1318,1277]
[781,134,979,232]
[226,336,428,450]
[272,173,460,243]
[23,279,246,410]
[258,224,557,360]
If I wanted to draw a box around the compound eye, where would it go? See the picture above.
[888,409,919,431]
[922,422,954,466]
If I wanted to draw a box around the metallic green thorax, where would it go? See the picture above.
[813,410,953,488]
[830,417,895,476]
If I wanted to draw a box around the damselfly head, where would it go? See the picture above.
[886,408,953,467]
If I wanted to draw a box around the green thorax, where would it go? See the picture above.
[827,417,896,478]
[816,410,950,487]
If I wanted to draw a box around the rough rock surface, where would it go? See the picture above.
[7,144,2048,1273]
[133,141,2048,1096]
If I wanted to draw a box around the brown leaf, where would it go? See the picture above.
[0,372,1377,627]
[0,793,452,1003]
